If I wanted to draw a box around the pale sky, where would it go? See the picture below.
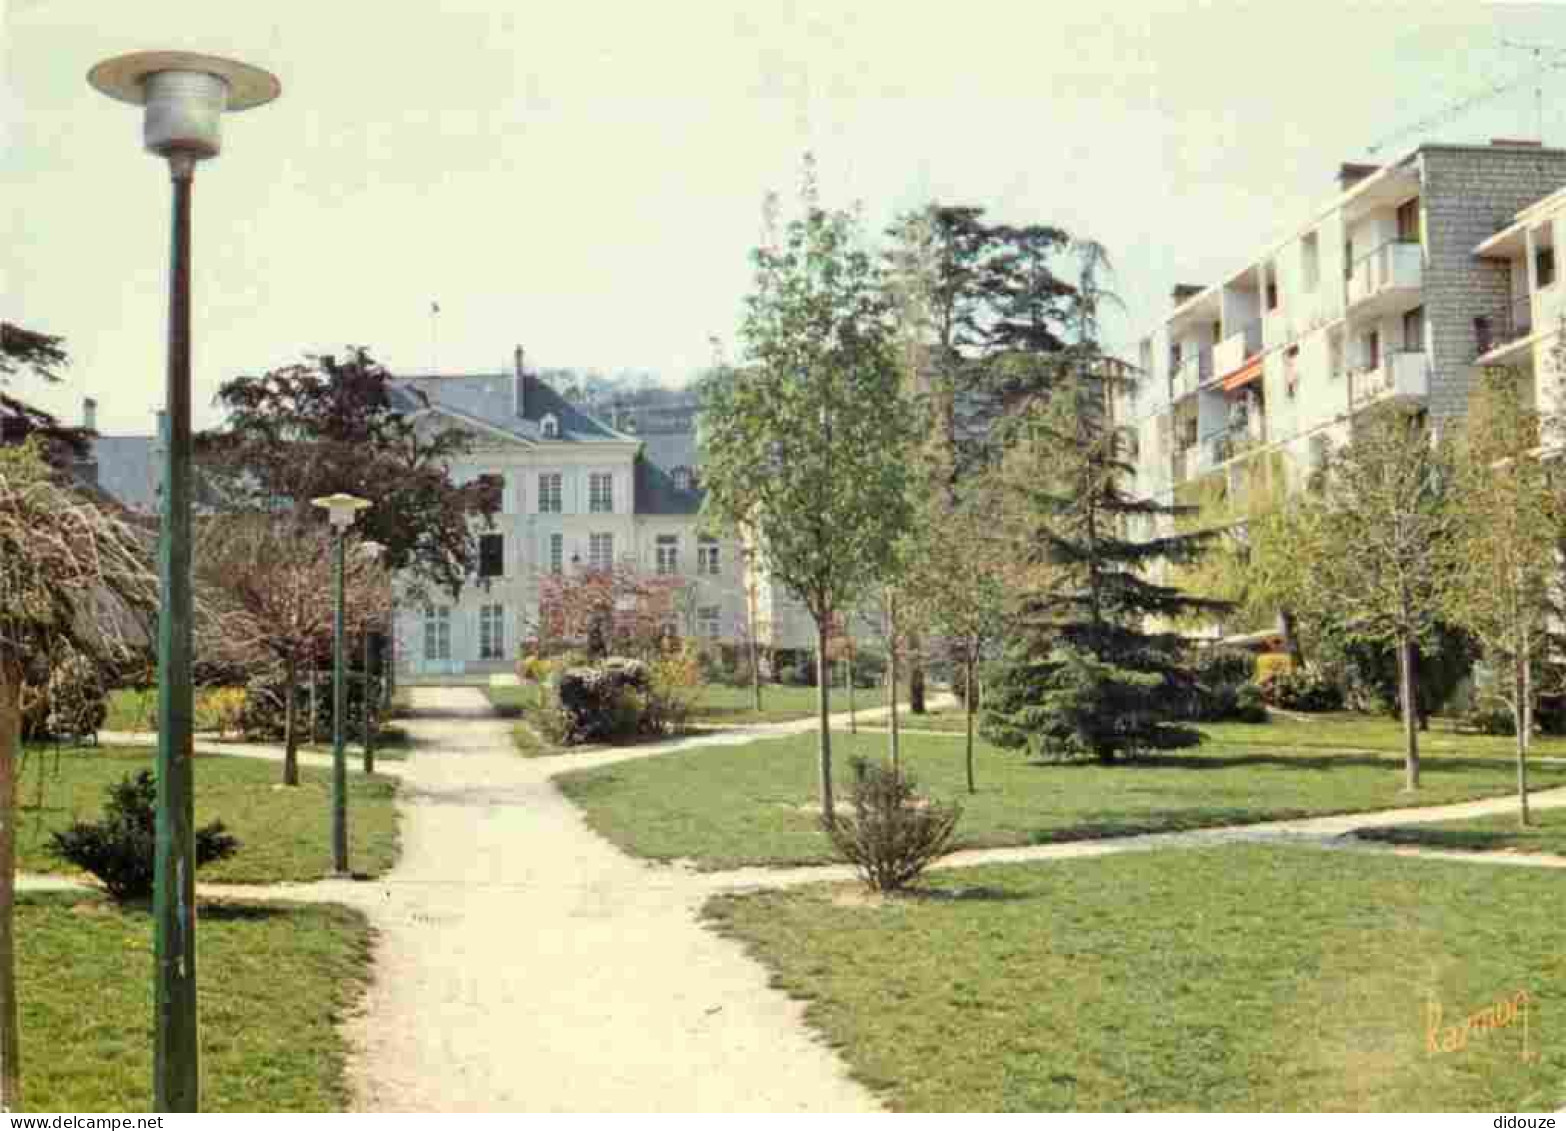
[5,0,1566,435]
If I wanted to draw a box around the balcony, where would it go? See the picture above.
[1477,284,1564,367]
[1349,349,1429,409]
[1171,348,1213,399]
[1213,321,1263,380]
[1345,239,1423,317]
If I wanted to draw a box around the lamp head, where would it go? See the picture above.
[88,51,280,162]
[359,540,387,562]
[312,493,371,531]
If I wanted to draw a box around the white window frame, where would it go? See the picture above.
[697,605,721,638]
[655,534,679,575]
[589,532,614,571]
[537,473,562,514]
[541,413,560,439]
[423,606,452,661]
[479,603,506,660]
[698,538,720,576]
[548,532,564,575]
[589,472,614,514]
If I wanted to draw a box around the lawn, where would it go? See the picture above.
[1356,806,1566,856]
[691,682,834,725]
[105,689,409,760]
[18,746,400,882]
[555,730,1566,870]
[868,708,1566,758]
[22,891,370,1111]
[705,845,1566,1111]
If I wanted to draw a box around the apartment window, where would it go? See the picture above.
[589,532,614,571]
[655,534,679,575]
[1366,329,1381,370]
[589,472,614,514]
[1537,246,1556,289]
[537,473,562,514]
[548,532,563,575]
[478,532,504,579]
[1403,306,1425,353]
[423,606,451,662]
[1302,232,1320,292]
[479,603,506,661]
[672,466,693,492]
[1397,197,1422,243]
[1265,262,1279,311]
[541,413,560,439]
[697,537,720,576]
[697,605,722,638]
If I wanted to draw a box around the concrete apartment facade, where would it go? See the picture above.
[1119,141,1566,516]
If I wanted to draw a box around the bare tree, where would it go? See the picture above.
[195,515,390,785]
[0,439,157,1107]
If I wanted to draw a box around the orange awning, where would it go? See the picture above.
[1221,357,1263,393]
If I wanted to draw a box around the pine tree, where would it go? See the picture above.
[982,321,1225,763]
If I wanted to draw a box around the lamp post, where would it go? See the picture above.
[359,541,386,774]
[88,50,279,1114]
[312,493,371,875]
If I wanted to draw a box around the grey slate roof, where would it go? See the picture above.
[85,373,707,518]
[394,373,635,443]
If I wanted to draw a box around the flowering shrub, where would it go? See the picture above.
[554,657,654,744]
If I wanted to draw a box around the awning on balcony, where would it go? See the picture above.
[1221,357,1264,393]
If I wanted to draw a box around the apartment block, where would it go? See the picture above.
[1119,141,1566,513]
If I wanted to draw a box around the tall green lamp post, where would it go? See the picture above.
[87,50,279,1114]
[358,540,386,773]
[312,493,371,875]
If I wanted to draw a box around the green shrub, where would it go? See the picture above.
[1256,667,1344,712]
[554,657,654,744]
[824,757,962,893]
[49,770,238,902]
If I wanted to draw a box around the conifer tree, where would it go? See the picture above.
[982,244,1225,763]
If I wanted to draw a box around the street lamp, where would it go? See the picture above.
[312,493,371,876]
[358,541,386,774]
[88,50,279,1114]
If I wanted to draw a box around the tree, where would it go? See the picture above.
[195,515,391,785]
[0,438,156,1107]
[977,241,1221,761]
[1445,369,1560,825]
[1303,405,1455,790]
[0,322,89,464]
[906,486,1008,791]
[198,347,500,601]
[534,560,687,661]
[701,161,916,823]
[982,361,1226,761]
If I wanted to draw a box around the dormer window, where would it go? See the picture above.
[541,413,560,439]
[672,466,693,492]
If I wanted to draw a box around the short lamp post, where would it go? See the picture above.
[312,493,371,875]
[88,50,279,1114]
[358,540,386,774]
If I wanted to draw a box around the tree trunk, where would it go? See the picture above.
[964,654,976,795]
[1279,608,1306,667]
[0,661,24,1110]
[887,591,900,775]
[1518,654,1533,828]
[909,633,926,715]
[847,651,856,735]
[308,661,319,745]
[282,657,300,787]
[815,622,835,826]
[1397,634,1420,790]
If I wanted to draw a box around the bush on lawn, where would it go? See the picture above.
[825,757,962,893]
[1176,647,1268,723]
[49,770,239,902]
[646,643,704,735]
[554,657,653,744]
[1255,666,1344,712]
[20,648,109,742]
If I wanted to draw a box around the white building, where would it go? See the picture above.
[1118,141,1566,513]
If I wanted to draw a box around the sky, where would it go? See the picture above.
[6,0,1566,435]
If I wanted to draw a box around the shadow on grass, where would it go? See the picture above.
[1354,827,1524,852]
[1032,751,1518,776]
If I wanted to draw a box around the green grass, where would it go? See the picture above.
[19,746,400,882]
[690,682,829,725]
[555,730,1566,870]
[22,891,370,1111]
[106,686,234,733]
[1357,806,1566,856]
[705,845,1566,1111]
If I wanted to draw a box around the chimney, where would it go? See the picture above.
[1491,138,1543,149]
[1336,162,1380,192]
[82,396,98,433]
[1171,283,1205,308]
[513,344,526,417]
